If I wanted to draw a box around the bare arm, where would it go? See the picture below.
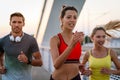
[17,51,43,66]
[50,36,75,69]
[0,53,6,74]
[80,51,90,73]
[101,49,120,75]
[110,49,120,74]
[80,51,92,76]
[30,51,43,66]
[50,32,82,69]
[81,51,89,65]
[0,53,4,67]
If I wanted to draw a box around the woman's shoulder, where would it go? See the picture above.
[51,34,59,40]
[108,48,117,56]
[84,50,91,58]
[50,33,60,44]
[105,48,118,60]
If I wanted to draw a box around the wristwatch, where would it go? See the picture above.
[27,59,32,64]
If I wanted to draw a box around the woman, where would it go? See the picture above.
[81,27,120,80]
[50,5,84,80]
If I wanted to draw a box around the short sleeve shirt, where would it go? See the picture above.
[0,33,39,80]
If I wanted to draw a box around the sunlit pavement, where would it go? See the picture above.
[32,66,51,80]
[0,66,51,80]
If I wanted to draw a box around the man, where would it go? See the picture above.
[0,12,43,80]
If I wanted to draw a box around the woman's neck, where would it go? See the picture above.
[93,45,105,51]
[62,28,73,34]
[61,31,73,37]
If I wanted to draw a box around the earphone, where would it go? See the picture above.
[9,33,24,42]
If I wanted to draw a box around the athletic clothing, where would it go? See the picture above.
[50,74,81,80]
[58,33,81,63]
[88,49,111,80]
[0,33,39,80]
[50,33,82,80]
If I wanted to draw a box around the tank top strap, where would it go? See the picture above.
[89,49,111,55]
[58,33,63,42]
[88,49,92,56]
[107,48,111,55]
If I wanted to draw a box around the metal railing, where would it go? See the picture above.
[40,46,120,80]
[40,46,54,73]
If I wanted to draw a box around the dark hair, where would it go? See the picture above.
[10,12,25,22]
[91,27,106,38]
[60,5,78,18]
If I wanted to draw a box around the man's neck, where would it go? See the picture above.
[11,32,23,37]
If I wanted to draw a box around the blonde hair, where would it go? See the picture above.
[91,27,106,38]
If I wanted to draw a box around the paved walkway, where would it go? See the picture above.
[0,66,51,80]
[32,66,51,80]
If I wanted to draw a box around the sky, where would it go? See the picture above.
[75,0,120,36]
[0,0,120,37]
[0,0,44,37]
